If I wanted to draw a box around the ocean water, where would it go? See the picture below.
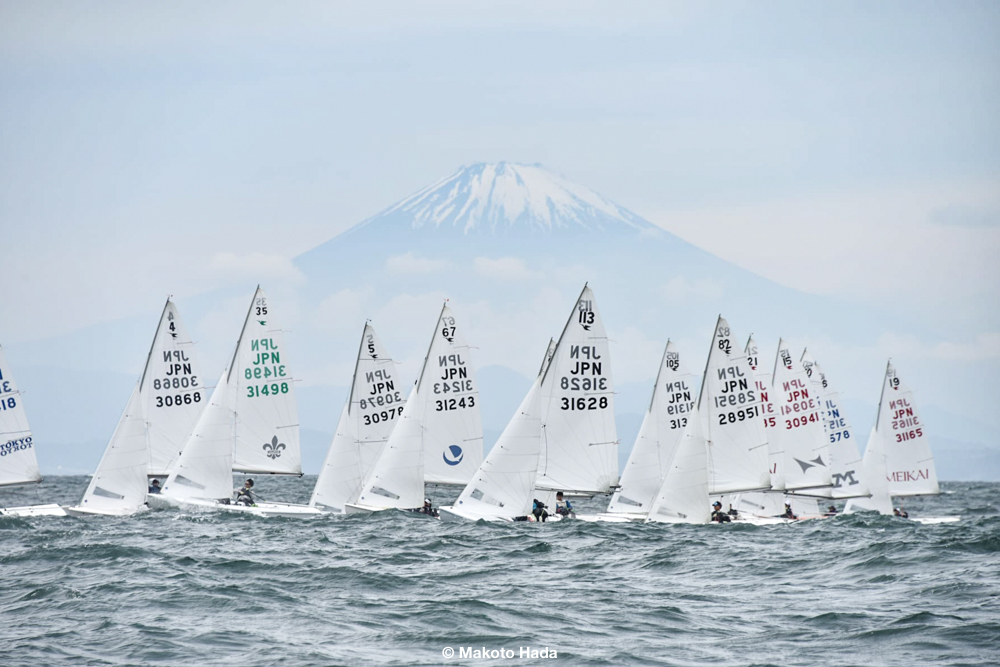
[1,478,998,667]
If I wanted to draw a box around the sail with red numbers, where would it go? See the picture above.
[878,360,940,497]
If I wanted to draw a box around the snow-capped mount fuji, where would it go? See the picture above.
[356,162,658,235]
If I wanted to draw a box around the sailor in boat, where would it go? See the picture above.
[825,505,838,516]
[235,479,256,506]
[727,504,739,518]
[893,507,909,519]
[532,499,549,522]
[710,501,731,523]
[416,498,439,518]
[148,479,162,494]
[780,503,797,520]
[554,492,574,518]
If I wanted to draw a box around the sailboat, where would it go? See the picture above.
[309,323,404,513]
[159,287,320,517]
[768,339,832,493]
[535,284,618,496]
[438,341,554,522]
[601,341,696,520]
[0,343,65,517]
[846,361,957,523]
[644,410,711,524]
[700,316,771,496]
[346,302,483,513]
[65,298,205,516]
[801,349,868,499]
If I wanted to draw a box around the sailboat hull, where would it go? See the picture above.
[64,505,148,518]
[0,503,67,517]
[160,495,322,518]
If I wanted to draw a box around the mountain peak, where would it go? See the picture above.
[360,162,658,235]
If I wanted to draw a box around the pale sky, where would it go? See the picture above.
[1,1,998,352]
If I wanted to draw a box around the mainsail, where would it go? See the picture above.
[699,316,770,495]
[71,384,149,514]
[801,349,868,498]
[310,324,403,512]
[229,287,301,476]
[878,361,940,497]
[607,341,695,515]
[141,299,206,476]
[769,339,831,491]
[536,285,618,494]
[745,336,782,490]
[354,303,483,509]
[161,370,235,502]
[0,344,42,488]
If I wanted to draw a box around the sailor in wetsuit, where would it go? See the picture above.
[532,499,549,522]
[825,505,838,516]
[727,504,739,518]
[781,502,797,520]
[148,479,162,494]
[711,501,731,523]
[554,492,574,518]
[893,507,909,518]
[235,479,256,506]
[418,498,439,518]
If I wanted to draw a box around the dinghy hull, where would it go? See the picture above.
[0,503,67,517]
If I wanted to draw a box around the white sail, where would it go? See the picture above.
[536,285,618,494]
[608,341,695,515]
[420,304,484,485]
[700,316,770,495]
[161,370,234,502]
[801,350,868,498]
[355,303,482,509]
[229,288,301,475]
[878,361,940,497]
[310,324,403,511]
[745,336,782,490]
[769,339,831,491]
[0,344,41,487]
[645,410,711,524]
[733,491,821,518]
[845,427,893,514]
[448,378,543,520]
[73,384,148,514]
[142,299,206,476]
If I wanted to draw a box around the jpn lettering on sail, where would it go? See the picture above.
[770,339,831,491]
[0,344,42,487]
[420,304,483,486]
[140,300,206,476]
[608,340,695,514]
[162,370,235,502]
[878,362,939,497]
[746,336,782,490]
[310,324,403,511]
[801,350,867,498]
[229,288,301,476]
[700,317,770,495]
[76,384,149,513]
[537,285,618,494]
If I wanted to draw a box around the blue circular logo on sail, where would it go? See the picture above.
[443,445,464,466]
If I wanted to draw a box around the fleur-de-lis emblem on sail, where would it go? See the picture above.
[263,435,286,460]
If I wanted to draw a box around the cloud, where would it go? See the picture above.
[210,252,305,284]
[473,256,538,281]
[662,276,724,302]
[385,252,451,275]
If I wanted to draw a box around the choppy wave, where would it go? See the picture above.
[1,478,998,666]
